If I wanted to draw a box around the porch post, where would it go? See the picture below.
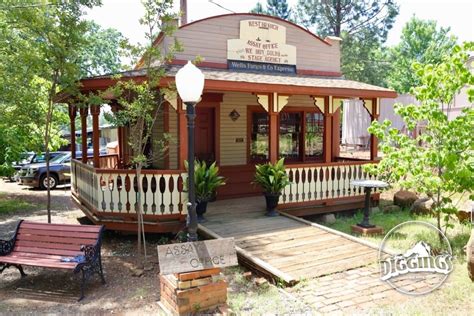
[163,102,170,169]
[269,93,278,163]
[178,98,188,169]
[91,105,100,168]
[110,101,123,167]
[68,104,77,159]
[80,107,88,164]
[332,107,341,159]
[370,98,379,160]
[323,96,332,163]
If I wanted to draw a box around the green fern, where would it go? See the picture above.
[185,160,226,202]
[253,158,290,194]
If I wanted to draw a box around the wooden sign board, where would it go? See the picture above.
[227,19,297,70]
[157,238,238,275]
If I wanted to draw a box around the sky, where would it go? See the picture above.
[85,0,473,47]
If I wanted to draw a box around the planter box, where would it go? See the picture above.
[159,268,227,315]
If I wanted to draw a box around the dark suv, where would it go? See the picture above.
[19,152,72,190]
[12,151,64,182]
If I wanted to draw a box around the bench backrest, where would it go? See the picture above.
[14,221,103,258]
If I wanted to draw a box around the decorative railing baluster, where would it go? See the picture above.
[142,175,148,214]
[280,161,378,207]
[151,175,157,214]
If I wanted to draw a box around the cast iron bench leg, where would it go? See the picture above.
[0,264,27,277]
[15,264,27,277]
[98,253,106,285]
[79,269,86,301]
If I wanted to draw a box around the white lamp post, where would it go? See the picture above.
[175,61,205,242]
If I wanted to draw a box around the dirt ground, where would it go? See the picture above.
[0,180,174,314]
[0,180,308,315]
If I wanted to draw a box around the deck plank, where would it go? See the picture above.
[199,196,380,284]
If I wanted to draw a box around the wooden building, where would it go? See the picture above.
[67,14,396,233]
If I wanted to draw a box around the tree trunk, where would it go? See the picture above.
[44,77,57,224]
[135,164,147,266]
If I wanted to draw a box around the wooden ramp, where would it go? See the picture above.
[198,197,379,285]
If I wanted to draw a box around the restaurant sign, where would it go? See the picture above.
[227,20,297,74]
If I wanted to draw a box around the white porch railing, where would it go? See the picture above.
[280,161,376,205]
[72,160,188,216]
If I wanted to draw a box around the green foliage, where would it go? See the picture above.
[295,0,398,86]
[253,158,290,194]
[340,29,392,86]
[365,42,474,235]
[251,0,292,21]
[77,21,126,77]
[387,17,458,93]
[185,160,226,202]
[0,1,123,175]
[105,0,182,169]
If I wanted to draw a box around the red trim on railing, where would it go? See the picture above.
[94,168,186,175]
[283,160,376,168]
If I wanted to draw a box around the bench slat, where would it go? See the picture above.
[15,240,84,252]
[16,234,97,245]
[0,256,77,269]
[13,246,82,257]
[20,222,102,233]
[18,229,99,239]
[5,252,66,261]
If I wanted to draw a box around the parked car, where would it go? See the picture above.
[12,151,65,182]
[19,152,72,190]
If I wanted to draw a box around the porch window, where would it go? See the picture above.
[250,111,269,161]
[279,112,302,160]
[305,112,324,159]
[279,109,324,162]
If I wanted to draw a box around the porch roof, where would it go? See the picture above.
[77,66,397,99]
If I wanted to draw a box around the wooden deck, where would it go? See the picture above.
[198,197,380,285]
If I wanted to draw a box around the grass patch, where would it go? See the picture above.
[318,207,473,314]
[0,192,41,215]
[323,208,471,259]
[224,267,309,314]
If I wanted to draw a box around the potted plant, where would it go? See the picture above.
[253,158,290,216]
[186,160,226,222]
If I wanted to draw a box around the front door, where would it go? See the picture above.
[194,107,215,164]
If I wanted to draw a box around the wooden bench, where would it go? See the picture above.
[0,220,106,300]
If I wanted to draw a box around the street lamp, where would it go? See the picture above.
[175,61,205,242]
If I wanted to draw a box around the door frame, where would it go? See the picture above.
[196,101,221,165]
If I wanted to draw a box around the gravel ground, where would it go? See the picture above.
[0,180,310,315]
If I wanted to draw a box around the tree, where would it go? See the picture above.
[105,0,181,264]
[77,21,126,77]
[366,42,474,239]
[2,0,103,222]
[251,2,265,14]
[340,28,392,85]
[0,5,124,177]
[295,0,399,85]
[387,17,458,93]
[251,0,292,21]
